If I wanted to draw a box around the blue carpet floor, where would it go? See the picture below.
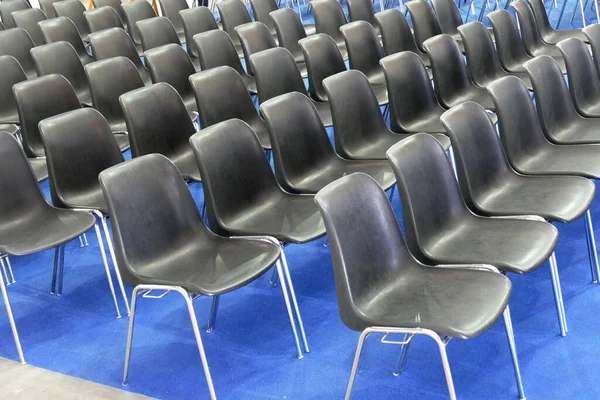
[3,1,600,399]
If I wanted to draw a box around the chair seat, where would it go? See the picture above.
[29,157,48,182]
[373,84,388,106]
[130,235,280,295]
[578,101,600,118]
[0,208,95,255]
[242,73,257,94]
[543,29,587,44]
[0,124,18,135]
[64,185,109,213]
[303,23,315,36]
[341,132,450,160]
[530,49,566,73]
[247,119,271,149]
[172,147,201,182]
[472,174,595,223]
[297,61,308,78]
[447,88,497,111]
[547,117,600,144]
[513,143,600,179]
[506,70,533,91]
[76,88,93,107]
[234,41,245,58]
[115,132,130,151]
[0,113,19,125]
[422,216,558,274]
[312,98,332,126]
[355,265,511,338]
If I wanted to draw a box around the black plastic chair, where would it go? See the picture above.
[92,0,127,30]
[144,43,198,118]
[458,21,533,89]
[0,28,36,79]
[13,8,47,46]
[84,57,141,148]
[0,55,25,127]
[324,69,450,159]
[346,0,379,34]
[271,8,308,77]
[39,0,61,19]
[31,41,92,106]
[405,0,445,53]
[298,33,346,102]
[119,82,199,181]
[340,21,387,105]
[260,91,396,193]
[216,0,252,58]
[583,24,600,81]
[87,27,151,84]
[423,34,496,111]
[557,38,600,118]
[84,6,124,34]
[528,0,587,44]
[54,0,91,42]
[121,0,156,46]
[249,47,333,126]
[193,29,256,93]
[158,0,187,42]
[487,10,535,74]
[249,0,278,36]
[386,133,562,339]
[189,66,270,148]
[180,6,217,59]
[137,16,180,54]
[38,16,93,66]
[510,1,566,72]
[0,0,30,30]
[311,0,348,58]
[235,22,278,76]
[374,9,430,66]
[523,55,600,145]
[430,0,462,36]
[314,172,522,400]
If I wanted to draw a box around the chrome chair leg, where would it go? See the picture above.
[1,258,9,286]
[503,305,526,400]
[436,337,457,400]
[0,258,25,364]
[100,216,131,315]
[93,220,121,318]
[584,209,600,283]
[269,266,279,286]
[280,249,310,353]
[549,252,567,336]
[580,0,588,26]
[5,257,15,284]
[275,259,304,359]
[51,244,65,295]
[345,330,371,400]
[392,334,411,376]
[122,286,140,387]
[78,233,89,247]
[206,295,220,333]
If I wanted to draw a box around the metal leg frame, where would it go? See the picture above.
[206,295,220,333]
[5,257,15,284]
[0,257,25,364]
[50,244,65,295]
[78,233,89,247]
[585,210,600,283]
[503,305,526,400]
[100,214,131,315]
[549,252,568,337]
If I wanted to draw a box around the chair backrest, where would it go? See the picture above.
[557,37,600,116]
[346,0,376,25]
[13,8,46,46]
[583,24,600,79]
[0,0,30,29]
[84,57,144,127]
[144,43,195,105]
[99,153,211,286]
[440,102,512,209]
[260,92,336,192]
[405,0,443,52]
[39,0,61,18]
[323,70,390,158]
[528,0,553,36]
[88,27,145,71]
[193,29,247,76]
[121,0,156,44]
[54,0,90,40]
[271,8,306,60]
[119,82,196,158]
[380,52,441,133]
[137,15,179,52]
[249,0,278,33]
[374,8,421,56]
[189,118,281,236]
[39,17,89,63]
[235,21,276,75]
[13,74,81,157]
[180,6,217,58]
[340,20,383,79]
[39,108,124,209]
[422,34,471,107]
[92,0,127,26]
[457,21,505,87]
[487,10,531,70]
[0,55,26,123]
[0,28,35,78]
[249,47,307,105]
[386,133,469,260]
[431,0,463,35]
[158,0,188,34]
[299,33,346,102]
[312,0,347,45]
[511,1,544,52]
[190,66,261,130]
[314,172,417,331]
[216,0,252,44]
[85,6,124,34]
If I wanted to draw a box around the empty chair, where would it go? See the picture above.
[180,6,217,59]
[431,0,494,40]
[31,42,92,106]
[121,0,156,46]
[374,9,430,66]
[136,16,188,63]
[39,0,61,19]
[271,8,308,77]
[340,21,387,105]
[39,17,93,66]
[84,6,124,34]
[510,1,566,72]
[0,55,25,126]
[157,0,187,42]
[189,66,270,148]
[92,0,127,30]
[0,28,37,79]
[314,172,523,400]
[324,69,450,159]
[458,21,533,89]
[85,57,143,145]
[423,34,496,110]
[311,0,348,58]
[528,0,587,43]
[12,8,46,46]
[193,29,256,93]
[249,0,278,36]
[235,22,278,75]
[583,24,600,81]
[249,47,333,126]
[216,0,252,58]
[54,0,91,42]
[0,0,30,30]
[299,34,346,102]
[119,83,199,181]
[405,0,445,53]
[346,0,379,34]
[487,10,534,74]
[88,27,151,84]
